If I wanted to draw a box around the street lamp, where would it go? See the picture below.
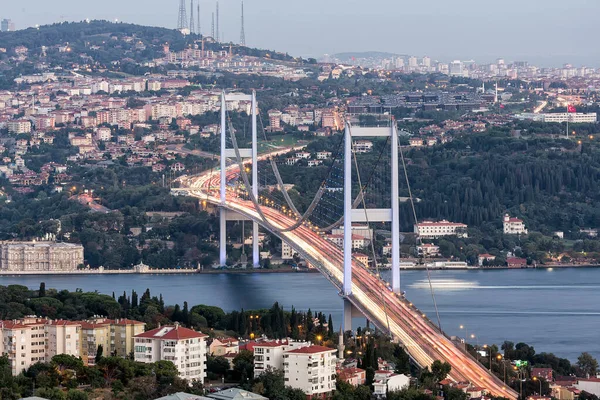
[532,376,542,395]
[316,335,322,344]
[497,354,506,383]
[471,334,479,361]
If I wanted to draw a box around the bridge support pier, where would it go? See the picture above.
[219,210,227,266]
[219,90,260,268]
[343,299,353,332]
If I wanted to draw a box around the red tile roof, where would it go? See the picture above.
[286,345,335,354]
[135,325,207,340]
[254,340,289,348]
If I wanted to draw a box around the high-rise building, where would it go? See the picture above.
[283,345,337,397]
[1,19,15,32]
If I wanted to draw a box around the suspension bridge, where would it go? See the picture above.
[173,91,517,399]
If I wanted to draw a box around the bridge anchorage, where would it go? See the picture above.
[175,90,517,399]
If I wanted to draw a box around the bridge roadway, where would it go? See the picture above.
[179,167,516,400]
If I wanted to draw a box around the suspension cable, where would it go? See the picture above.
[398,126,443,332]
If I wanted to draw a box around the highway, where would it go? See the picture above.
[177,165,517,400]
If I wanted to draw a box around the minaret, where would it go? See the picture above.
[495,81,498,104]
[239,0,246,46]
[197,2,200,35]
[337,326,345,359]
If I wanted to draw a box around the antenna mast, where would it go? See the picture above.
[240,1,246,46]
[211,13,215,38]
[177,0,188,31]
[189,0,195,34]
[216,1,220,42]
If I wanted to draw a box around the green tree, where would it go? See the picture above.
[233,350,254,383]
[35,387,66,400]
[66,390,89,400]
[431,360,452,382]
[577,352,599,377]
[95,344,104,364]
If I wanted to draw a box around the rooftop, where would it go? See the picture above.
[135,324,207,340]
[285,345,335,354]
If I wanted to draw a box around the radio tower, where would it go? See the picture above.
[240,1,246,46]
[197,2,201,35]
[211,13,215,38]
[177,0,188,31]
[189,0,195,34]
[215,1,220,42]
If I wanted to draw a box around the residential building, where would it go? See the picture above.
[575,379,600,398]
[326,234,370,250]
[0,318,47,375]
[337,367,366,386]
[353,140,373,153]
[95,127,112,141]
[80,318,112,366]
[516,113,597,123]
[283,345,337,398]
[478,254,496,266]
[111,319,146,357]
[531,368,553,382]
[416,244,440,257]
[209,338,239,356]
[0,241,84,272]
[507,257,527,268]
[331,225,373,241]
[373,371,410,397]
[253,340,310,376]
[353,253,369,267]
[415,220,468,239]
[7,120,31,134]
[503,214,528,235]
[281,241,296,260]
[46,320,81,359]
[134,323,207,382]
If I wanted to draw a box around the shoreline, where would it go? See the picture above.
[0,264,598,276]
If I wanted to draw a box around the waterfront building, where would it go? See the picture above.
[415,220,468,239]
[503,214,528,235]
[0,241,84,272]
[283,345,337,398]
[134,323,207,382]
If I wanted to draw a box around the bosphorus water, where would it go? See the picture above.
[1,267,597,361]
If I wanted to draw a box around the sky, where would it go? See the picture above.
[2,0,600,67]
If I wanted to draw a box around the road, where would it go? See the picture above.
[176,165,517,399]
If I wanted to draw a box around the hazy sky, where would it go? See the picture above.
[2,0,599,66]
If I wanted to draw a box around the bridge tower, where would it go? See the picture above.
[220,91,260,268]
[343,122,401,328]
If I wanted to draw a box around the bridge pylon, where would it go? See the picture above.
[343,122,401,294]
[219,91,260,268]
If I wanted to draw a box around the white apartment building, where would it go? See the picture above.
[7,120,32,134]
[0,318,47,375]
[95,127,112,142]
[415,220,468,239]
[283,345,337,398]
[253,340,310,376]
[331,225,373,241]
[134,324,207,382]
[326,234,370,250]
[281,241,296,260]
[353,140,373,153]
[46,320,81,359]
[503,214,528,235]
[373,371,410,397]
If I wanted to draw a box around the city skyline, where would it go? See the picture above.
[2,0,600,67]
